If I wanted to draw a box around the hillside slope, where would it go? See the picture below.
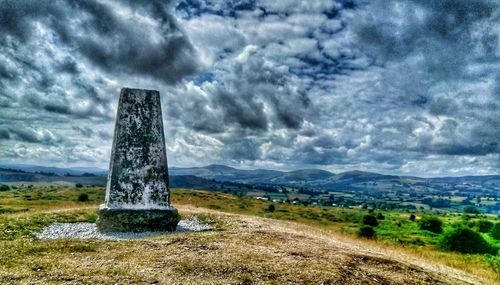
[173,206,484,285]
[1,205,485,284]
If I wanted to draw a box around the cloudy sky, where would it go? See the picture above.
[0,0,499,177]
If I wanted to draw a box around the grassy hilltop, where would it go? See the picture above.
[0,184,499,284]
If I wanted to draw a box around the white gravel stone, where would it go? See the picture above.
[36,218,212,240]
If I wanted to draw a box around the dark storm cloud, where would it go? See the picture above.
[0,59,17,80]
[215,88,268,130]
[0,0,198,84]
[494,74,500,99]
[224,138,262,160]
[292,136,348,165]
[72,126,94,138]
[354,0,499,92]
[6,127,62,145]
[347,0,500,160]
[98,130,113,140]
[179,47,314,133]
[165,42,316,135]
[43,104,72,115]
[175,0,257,19]
[355,0,498,74]
[9,128,40,143]
[0,128,10,140]
[56,57,79,74]
[418,142,499,156]
[0,0,201,146]
[0,0,200,166]
[20,89,111,120]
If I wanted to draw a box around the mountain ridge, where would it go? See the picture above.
[1,163,499,184]
[2,163,499,198]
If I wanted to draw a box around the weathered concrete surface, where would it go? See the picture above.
[97,208,180,232]
[97,88,179,232]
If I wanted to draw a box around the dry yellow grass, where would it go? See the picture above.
[0,204,492,285]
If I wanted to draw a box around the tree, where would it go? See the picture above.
[0,184,10,191]
[419,216,443,234]
[75,183,84,188]
[440,227,497,254]
[358,226,376,239]
[376,213,385,220]
[409,214,416,222]
[464,205,480,214]
[78,193,89,202]
[268,204,275,212]
[477,220,494,233]
[362,214,379,227]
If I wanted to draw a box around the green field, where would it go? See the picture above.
[0,184,499,283]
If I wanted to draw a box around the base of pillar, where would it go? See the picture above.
[96,207,180,232]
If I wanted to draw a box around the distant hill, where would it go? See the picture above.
[0,167,107,185]
[1,163,499,194]
[169,175,222,189]
[170,164,283,183]
[168,165,499,193]
[333,170,398,182]
[0,164,107,176]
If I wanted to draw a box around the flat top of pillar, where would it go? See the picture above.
[121,87,159,94]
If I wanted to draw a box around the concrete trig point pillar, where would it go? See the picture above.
[97,88,180,232]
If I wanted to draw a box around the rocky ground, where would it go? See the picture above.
[36,218,212,240]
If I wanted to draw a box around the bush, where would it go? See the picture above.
[477,220,494,233]
[409,214,416,221]
[464,205,480,214]
[268,204,275,212]
[0,184,10,191]
[78,193,89,202]
[376,213,385,220]
[358,226,376,239]
[440,227,497,254]
[362,214,379,227]
[75,183,84,188]
[490,223,500,240]
[419,216,443,234]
